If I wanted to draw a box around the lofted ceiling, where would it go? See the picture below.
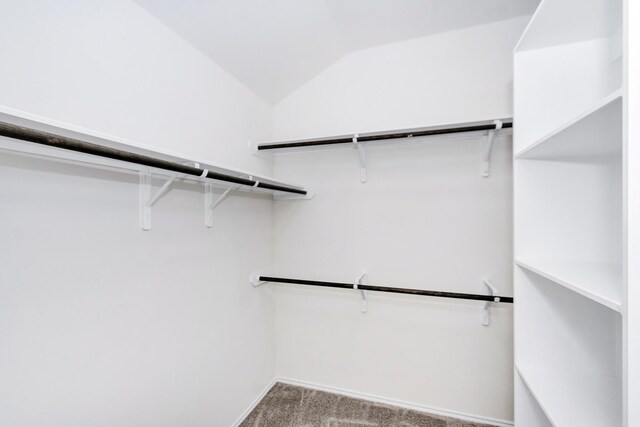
[135,0,539,104]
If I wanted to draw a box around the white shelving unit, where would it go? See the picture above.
[513,0,636,425]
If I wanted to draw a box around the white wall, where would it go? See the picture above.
[0,1,273,171]
[271,17,528,423]
[0,1,275,426]
[273,17,526,140]
[0,4,528,424]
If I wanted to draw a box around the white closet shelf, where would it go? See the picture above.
[515,90,622,160]
[514,0,621,52]
[516,363,621,427]
[515,259,622,312]
[0,105,308,198]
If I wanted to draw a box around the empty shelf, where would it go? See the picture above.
[516,363,621,427]
[515,259,622,312]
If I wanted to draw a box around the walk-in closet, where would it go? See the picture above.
[0,1,637,426]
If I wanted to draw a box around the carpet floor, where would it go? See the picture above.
[240,382,495,427]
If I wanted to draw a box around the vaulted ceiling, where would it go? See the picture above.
[135,0,538,104]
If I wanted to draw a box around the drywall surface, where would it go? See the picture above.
[271,17,527,423]
[0,1,275,426]
[0,1,273,173]
[273,17,526,140]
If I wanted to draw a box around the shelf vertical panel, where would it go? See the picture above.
[514,0,625,423]
[623,0,640,425]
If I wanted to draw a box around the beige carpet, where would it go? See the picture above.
[240,382,495,427]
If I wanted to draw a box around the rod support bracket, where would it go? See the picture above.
[481,120,502,177]
[482,280,498,326]
[354,272,368,313]
[273,188,316,201]
[205,184,232,228]
[249,139,273,159]
[250,267,276,287]
[353,133,367,183]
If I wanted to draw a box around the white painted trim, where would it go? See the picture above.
[230,378,278,427]
[275,377,514,427]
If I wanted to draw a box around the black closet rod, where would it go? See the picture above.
[257,121,513,151]
[0,122,307,195]
[260,276,514,303]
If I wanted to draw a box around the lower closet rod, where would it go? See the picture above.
[259,276,513,303]
[0,121,307,196]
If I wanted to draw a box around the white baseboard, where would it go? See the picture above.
[277,378,514,427]
[230,378,278,427]
[232,376,514,427]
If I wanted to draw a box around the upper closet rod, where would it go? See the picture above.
[0,121,307,195]
[257,119,513,151]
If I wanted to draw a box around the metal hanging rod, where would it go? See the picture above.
[256,119,513,151]
[259,276,514,303]
[0,121,307,196]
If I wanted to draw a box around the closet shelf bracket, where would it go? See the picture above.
[149,176,177,207]
[353,133,367,183]
[482,280,500,326]
[354,272,368,313]
[205,183,233,228]
[140,163,197,230]
[139,171,153,230]
[140,171,178,230]
[481,120,502,177]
